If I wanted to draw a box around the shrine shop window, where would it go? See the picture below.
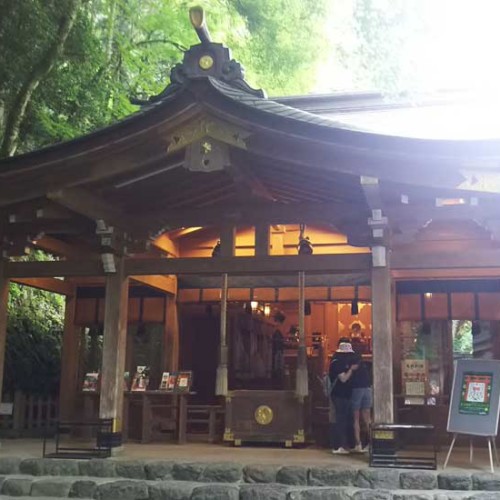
[395,280,500,425]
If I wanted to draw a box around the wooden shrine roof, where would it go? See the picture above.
[1,23,500,266]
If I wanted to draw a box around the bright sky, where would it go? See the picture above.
[314,0,500,138]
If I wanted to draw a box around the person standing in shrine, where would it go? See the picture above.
[329,338,358,454]
[350,350,372,453]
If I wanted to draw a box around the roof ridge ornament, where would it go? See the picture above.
[132,6,265,105]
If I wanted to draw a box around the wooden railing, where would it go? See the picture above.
[0,391,58,437]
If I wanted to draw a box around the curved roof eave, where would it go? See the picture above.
[1,76,500,184]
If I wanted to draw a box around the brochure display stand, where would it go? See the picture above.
[444,359,500,472]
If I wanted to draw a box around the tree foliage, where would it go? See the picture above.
[5,252,65,396]
[0,0,330,156]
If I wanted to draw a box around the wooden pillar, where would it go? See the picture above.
[295,271,308,398]
[215,273,228,396]
[255,224,270,256]
[99,256,128,441]
[59,292,79,420]
[220,226,236,257]
[0,260,9,404]
[371,252,394,423]
[165,295,179,372]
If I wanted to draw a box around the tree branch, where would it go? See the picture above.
[134,39,188,52]
[0,0,81,157]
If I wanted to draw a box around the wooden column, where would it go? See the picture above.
[371,256,394,423]
[220,226,236,257]
[165,295,179,372]
[295,271,308,398]
[215,273,228,396]
[255,224,270,256]
[99,256,129,441]
[0,260,9,404]
[59,292,79,420]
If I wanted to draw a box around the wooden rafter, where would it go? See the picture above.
[131,275,177,295]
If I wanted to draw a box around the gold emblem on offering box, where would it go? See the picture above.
[254,405,273,425]
[199,55,214,70]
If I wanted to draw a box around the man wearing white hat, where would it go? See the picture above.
[329,338,359,454]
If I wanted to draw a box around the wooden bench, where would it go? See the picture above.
[187,405,225,443]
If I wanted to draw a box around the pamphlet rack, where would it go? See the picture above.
[42,419,113,459]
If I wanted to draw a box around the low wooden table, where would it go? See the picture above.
[81,391,193,444]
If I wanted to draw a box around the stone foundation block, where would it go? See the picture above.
[437,473,472,491]
[277,466,309,485]
[69,478,100,498]
[287,486,354,500]
[31,477,74,497]
[472,473,500,491]
[0,457,21,475]
[115,460,146,479]
[43,459,80,476]
[309,467,357,486]
[352,489,392,500]
[79,458,116,478]
[191,483,240,500]
[172,462,205,481]
[200,462,243,483]
[355,469,400,490]
[148,480,198,500]
[144,461,174,480]
[243,464,278,483]
[240,483,290,500]
[400,471,438,490]
[434,492,472,499]
[2,477,33,496]
[19,458,45,476]
[392,491,434,500]
[94,479,149,500]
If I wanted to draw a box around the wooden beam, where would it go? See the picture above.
[59,294,79,419]
[371,264,394,423]
[5,260,103,278]
[0,261,9,405]
[2,219,94,238]
[392,268,500,280]
[11,277,74,296]
[5,254,371,278]
[391,248,500,270]
[146,201,362,231]
[125,254,372,276]
[151,234,179,257]
[99,256,128,442]
[131,275,177,295]
[34,235,92,259]
[48,187,126,228]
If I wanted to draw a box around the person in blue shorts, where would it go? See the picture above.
[350,351,372,453]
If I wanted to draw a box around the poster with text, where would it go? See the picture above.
[459,372,492,416]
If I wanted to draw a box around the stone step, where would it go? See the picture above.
[0,457,499,496]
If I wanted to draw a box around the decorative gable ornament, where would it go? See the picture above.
[132,6,266,106]
[184,137,230,173]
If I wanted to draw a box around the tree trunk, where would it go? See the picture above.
[0,0,81,157]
